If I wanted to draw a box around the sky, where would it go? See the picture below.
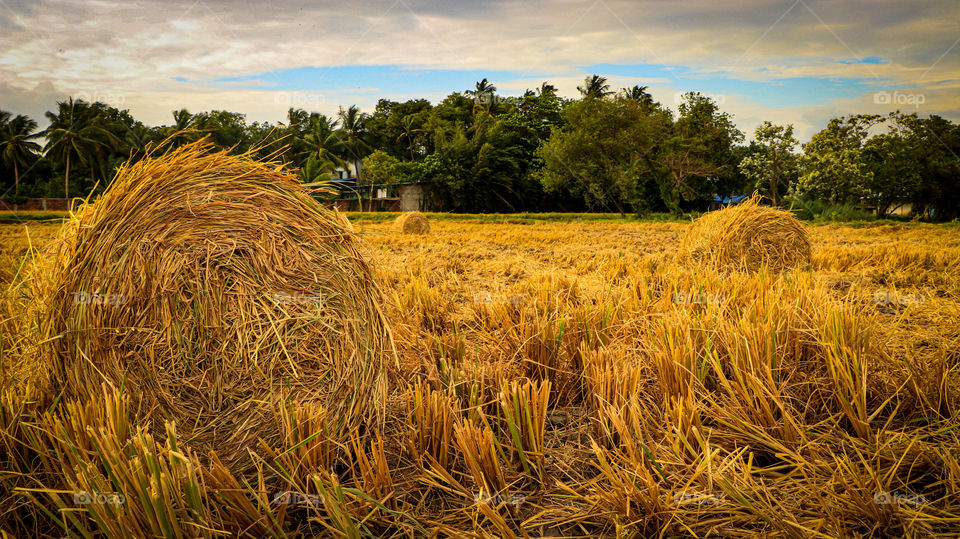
[1,0,958,141]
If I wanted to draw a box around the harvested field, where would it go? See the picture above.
[1,214,959,537]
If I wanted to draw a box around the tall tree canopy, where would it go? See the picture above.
[0,78,957,220]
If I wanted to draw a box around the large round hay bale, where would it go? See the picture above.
[394,211,430,234]
[36,142,392,460]
[681,196,811,272]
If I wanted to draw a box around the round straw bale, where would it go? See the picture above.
[37,142,392,460]
[681,195,811,272]
[394,211,430,234]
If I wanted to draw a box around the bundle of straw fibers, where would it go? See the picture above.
[681,195,811,273]
[334,208,355,232]
[394,211,430,234]
[37,141,392,459]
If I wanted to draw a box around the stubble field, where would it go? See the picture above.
[1,215,959,538]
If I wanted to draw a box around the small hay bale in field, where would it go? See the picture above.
[394,211,430,234]
[681,196,811,272]
[36,141,392,461]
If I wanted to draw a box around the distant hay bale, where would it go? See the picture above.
[36,141,392,461]
[394,211,430,234]
[681,195,811,272]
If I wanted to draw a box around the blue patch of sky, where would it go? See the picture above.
[839,56,888,65]
[180,62,893,109]
[582,63,888,108]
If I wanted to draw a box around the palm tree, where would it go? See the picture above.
[0,112,10,171]
[42,98,119,198]
[123,122,155,161]
[538,82,558,97]
[286,108,310,134]
[396,115,426,160]
[298,113,342,169]
[466,78,497,101]
[334,105,369,183]
[622,85,656,111]
[577,74,613,99]
[0,114,42,193]
[161,109,199,148]
[299,153,339,184]
[466,79,498,115]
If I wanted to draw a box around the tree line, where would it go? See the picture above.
[1,74,958,219]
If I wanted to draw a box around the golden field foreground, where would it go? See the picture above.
[1,215,960,538]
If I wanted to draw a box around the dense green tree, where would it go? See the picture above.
[333,105,370,182]
[738,121,799,205]
[887,112,960,219]
[1,82,957,219]
[85,106,140,187]
[42,98,121,197]
[517,82,566,141]
[536,95,669,214]
[362,149,415,185]
[796,115,881,204]
[470,114,538,210]
[413,110,543,212]
[861,131,921,217]
[654,92,744,213]
[364,99,433,159]
[296,113,341,169]
[0,113,42,193]
[426,93,475,137]
[193,110,248,150]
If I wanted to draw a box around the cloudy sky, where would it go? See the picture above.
[1,0,958,140]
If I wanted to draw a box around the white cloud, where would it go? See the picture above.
[0,0,957,140]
